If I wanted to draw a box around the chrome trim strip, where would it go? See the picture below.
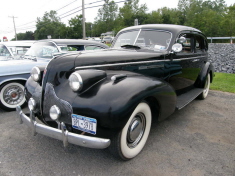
[75,56,205,70]
[16,106,111,149]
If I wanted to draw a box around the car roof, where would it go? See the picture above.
[37,39,108,48]
[118,24,202,34]
[0,40,35,47]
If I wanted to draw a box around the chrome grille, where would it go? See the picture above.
[43,83,73,121]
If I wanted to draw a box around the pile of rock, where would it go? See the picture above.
[208,44,235,73]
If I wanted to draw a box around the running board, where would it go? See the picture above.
[176,88,203,110]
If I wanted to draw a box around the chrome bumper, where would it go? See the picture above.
[16,106,111,149]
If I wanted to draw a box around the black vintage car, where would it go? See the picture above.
[16,24,214,160]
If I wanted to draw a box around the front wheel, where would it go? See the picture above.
[109,102,152,160]
[198,74,210,100]
[0,82,26,111]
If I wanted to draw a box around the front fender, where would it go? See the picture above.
[69,75,176,130]
[0,73,29,86]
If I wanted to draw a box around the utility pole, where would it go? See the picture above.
[9,16,18,41]
[82,0,86,39]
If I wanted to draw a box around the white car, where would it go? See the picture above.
[0,41,34,61]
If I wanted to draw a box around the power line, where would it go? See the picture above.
[56,0,78,11]
[60,0,126,19]
[16,20,36,27]
[2,0,127,34]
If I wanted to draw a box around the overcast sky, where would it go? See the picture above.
[0,0,234,40]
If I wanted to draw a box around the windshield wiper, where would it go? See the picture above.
[120,45,141,49]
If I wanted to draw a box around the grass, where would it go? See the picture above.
[210,72,235,93]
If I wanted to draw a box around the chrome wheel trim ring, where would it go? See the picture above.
[127,112,146,148]
[0,83,25,108]
[203,74,210,97]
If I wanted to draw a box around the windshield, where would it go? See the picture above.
[112,29,172,52]
[25,42,59,59]
[8,46,30,59]
[0,44,13,60]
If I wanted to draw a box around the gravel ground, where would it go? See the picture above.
[0,90,234,176]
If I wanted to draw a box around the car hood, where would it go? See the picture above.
[0,59,48,76]
[74,49,167,67]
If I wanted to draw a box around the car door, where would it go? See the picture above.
[167,32,207,95]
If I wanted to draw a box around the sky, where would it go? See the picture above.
[0,0,234,40]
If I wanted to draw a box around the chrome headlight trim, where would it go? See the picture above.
[31,67,41,82]
[69,72,83,91]
[28,98,36,111]
[49,105,61,121]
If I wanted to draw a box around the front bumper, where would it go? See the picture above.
[16,106,111,149]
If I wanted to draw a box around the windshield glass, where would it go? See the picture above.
[24,42,59,59]
[0,44,13,60]
[112,29,172,52]
[8,46,30,59]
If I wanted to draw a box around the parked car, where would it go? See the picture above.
[102,36,114,44]
[0,39,108,111]
[87,37,102,43]
[16,24,214,160]
[0,40,34,61]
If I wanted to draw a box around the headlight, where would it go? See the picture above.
[28,98,36,111]
[69,72,83,91]
[49,105,61,120]
[31,67,41,82]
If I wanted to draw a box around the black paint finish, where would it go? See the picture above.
[25,24,214,138]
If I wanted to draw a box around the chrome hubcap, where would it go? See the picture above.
[127,113,146,148]
[3,85,24,105]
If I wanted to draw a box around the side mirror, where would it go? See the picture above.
[172,43,182,53]
[177,36,186,44]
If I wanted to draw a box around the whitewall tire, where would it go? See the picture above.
[198,74,210,100]
[109,102,152,160]
[0,82,26,111]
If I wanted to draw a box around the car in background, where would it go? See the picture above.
[0,40,34,61]
[102,36,114,44]
[0,39,109,111]
[87,37,102,43]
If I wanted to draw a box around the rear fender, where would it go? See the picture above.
[195,61,214,88]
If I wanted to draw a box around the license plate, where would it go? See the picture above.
[71,114,97,135]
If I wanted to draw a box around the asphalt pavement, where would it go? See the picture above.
[0,90,234,176]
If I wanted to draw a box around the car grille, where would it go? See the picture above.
[43,83,73,123]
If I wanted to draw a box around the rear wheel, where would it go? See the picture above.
[0,82,26,111]
[198,74,210,100]
[109,102,152,160]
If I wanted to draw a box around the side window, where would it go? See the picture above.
[180,34,193,53]
[194,35,206,52]
[85,45,104,50]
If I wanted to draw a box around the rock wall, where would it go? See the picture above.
[208,44,235,73]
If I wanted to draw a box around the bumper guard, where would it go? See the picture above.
[16,106,111,149]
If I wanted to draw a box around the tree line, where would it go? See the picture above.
[14,0,235,40]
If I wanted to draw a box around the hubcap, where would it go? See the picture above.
[127,113,146,148]
[3,85,24,105]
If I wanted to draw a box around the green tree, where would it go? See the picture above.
[67,15,83,39]
[13,31,34,40]
[222,4,235,37]
[93,0,118,36]
[177,0,226,36]
[118,0,148,27]
[34,10,67,39]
